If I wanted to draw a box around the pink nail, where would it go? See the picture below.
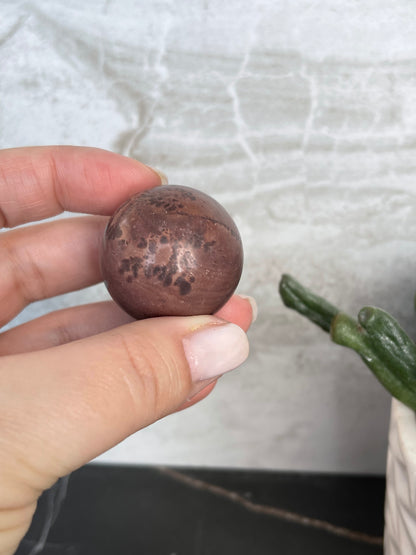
[183,323,249,382]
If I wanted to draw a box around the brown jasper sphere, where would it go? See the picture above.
[100,185,244,319]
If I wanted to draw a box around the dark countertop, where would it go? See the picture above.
[18,464,385,555]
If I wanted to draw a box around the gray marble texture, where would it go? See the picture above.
[2,0,416,473]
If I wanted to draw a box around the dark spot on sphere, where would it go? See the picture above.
[100,185,243,319]
[174,276,192,296]
[163,274,173,287]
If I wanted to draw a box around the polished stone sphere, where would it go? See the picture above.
[100,185,243,319]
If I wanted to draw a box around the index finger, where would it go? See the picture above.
[0,146,165,228]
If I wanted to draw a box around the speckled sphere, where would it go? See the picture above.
[100,185,244,319]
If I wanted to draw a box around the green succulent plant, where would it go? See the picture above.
[279,274,416,411]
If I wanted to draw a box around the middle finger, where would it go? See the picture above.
[0,215,107,327]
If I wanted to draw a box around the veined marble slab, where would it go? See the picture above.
[1,0,416,473]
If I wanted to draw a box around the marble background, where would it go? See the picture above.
[2,0,416,474]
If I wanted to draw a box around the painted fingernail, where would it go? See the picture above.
[147,166,169,185]
[239,294,258,323]
[183,322,249,383]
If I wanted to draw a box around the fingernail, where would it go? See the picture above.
[147,165,169,185]
[239,294,258,323]
[183,322,249,383]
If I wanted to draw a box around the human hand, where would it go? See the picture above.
[0,146,255,555]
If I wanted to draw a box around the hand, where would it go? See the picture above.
[0,146,255,555]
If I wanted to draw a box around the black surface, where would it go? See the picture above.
[18,464,385,555]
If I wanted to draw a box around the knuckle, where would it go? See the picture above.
[115,331,186,419]
[48,324,74,348]
[0,234,48,304]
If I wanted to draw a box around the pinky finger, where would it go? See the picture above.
[0,301,135,355]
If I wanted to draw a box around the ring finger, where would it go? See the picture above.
[0,294,255,355]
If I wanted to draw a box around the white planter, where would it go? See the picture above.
[384,398,416,554]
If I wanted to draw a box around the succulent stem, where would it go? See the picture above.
[279,274,416,411]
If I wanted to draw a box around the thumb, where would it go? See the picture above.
[0,315,249,505]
